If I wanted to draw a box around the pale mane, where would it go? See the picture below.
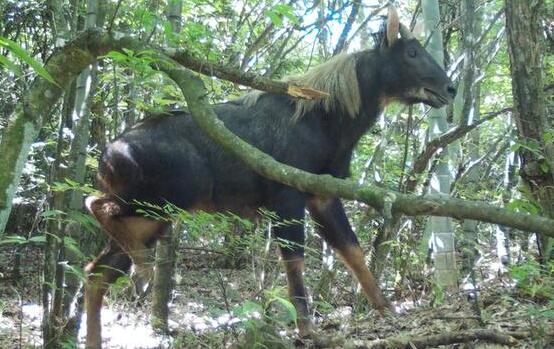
[235,53,361,119]
[286,53,360,119]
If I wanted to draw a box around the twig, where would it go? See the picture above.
[107,0,123,33]
[333,0,361,55]
[181,246,225,255]
[216,272,239,341]
[405,107,511,192]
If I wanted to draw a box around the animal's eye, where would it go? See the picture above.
[407,47,417,58]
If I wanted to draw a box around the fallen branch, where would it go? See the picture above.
[348,328,518,348]
[181,246,225,255]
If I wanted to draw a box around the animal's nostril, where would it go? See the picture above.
[447,85,456,97]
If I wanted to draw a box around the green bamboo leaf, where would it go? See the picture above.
[0,235,27,245]
[29,235,47,244]
[0,36,58,86]
[63,236,85,259]
[0,54,22,76]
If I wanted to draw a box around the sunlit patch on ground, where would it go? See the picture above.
[79,308,168,348]
[1,248,552,348]
[0,303,43,348]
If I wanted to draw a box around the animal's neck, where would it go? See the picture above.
[315,55,384,176]
[331,61,383,155]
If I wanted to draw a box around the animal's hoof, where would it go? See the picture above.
[298,318,314,338]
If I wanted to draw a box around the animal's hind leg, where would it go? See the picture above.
[85,196,170,283]
[85,240,132,349]
[307,197,391,312]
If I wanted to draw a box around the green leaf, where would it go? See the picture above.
[235,300,264,318]
[270,296,297,324]
[273,4,298,25]
[0,235,27,245]
[506,199,540,215]
[0,54,22,76]
[103,51,131,63]
[29,235,47,244]
[0,36,58,86]
[63,236,85,259]
[266,11,283,26]
[67,211,101,232]
[41,209,66,218]
[63,263,86,281]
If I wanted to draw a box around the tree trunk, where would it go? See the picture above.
[505,0,553,263]
[0,118,41,236]
[422,0,458,290]
[151,224,178,332]
[151,0,182,333]
[42,1,99,347]
[456,0,481,289]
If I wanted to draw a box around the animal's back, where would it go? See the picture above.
[96,93,333,214]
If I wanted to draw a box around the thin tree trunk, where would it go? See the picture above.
[505,0,553,263]
[41,2,73,345]
[456,0,481,291]
[151,223,177,332]
[497,140,518,265]
[422,0,458,290]
[0,119,42,236]
[42,1,99,347]
[42,114,68,348]
[151,0,182,333]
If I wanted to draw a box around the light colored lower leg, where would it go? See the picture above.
[85,278,107,349]
[338,245,391,311]
[283,258,313,336]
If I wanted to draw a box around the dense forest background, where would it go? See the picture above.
[0,0,553,348]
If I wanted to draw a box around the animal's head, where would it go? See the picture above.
[378,6,455,108]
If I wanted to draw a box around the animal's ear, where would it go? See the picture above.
[386,6,400,46]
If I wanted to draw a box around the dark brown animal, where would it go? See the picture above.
[84,7,454,348]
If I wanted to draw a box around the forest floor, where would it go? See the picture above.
[0,244,553,349]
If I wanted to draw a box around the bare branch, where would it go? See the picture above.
[164,47,329,100]
[333,0,361,55]
[405,107,511,192]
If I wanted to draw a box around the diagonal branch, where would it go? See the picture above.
[405,107,512,192]
[163,47,329,99]
[333,0,361,55]
[163,64,554,237]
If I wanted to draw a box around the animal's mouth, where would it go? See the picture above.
[423,88,449,107]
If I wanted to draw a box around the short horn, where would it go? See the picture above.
[399,23,415,39]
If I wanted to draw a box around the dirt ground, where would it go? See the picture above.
[1,244,552,348]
